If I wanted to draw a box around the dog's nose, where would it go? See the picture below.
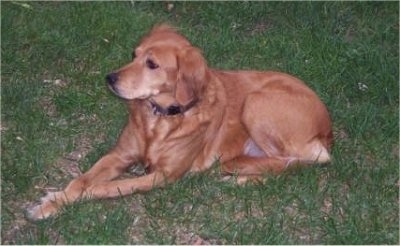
[105,72,119,85]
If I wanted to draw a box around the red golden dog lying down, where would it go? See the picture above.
[28,24,333,220]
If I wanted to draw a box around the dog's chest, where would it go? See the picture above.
[143,113,211,168]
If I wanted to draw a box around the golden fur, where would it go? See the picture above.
[28,24,332,220]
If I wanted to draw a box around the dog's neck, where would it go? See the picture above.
[149,99,197,116]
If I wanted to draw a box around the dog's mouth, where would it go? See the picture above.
[107,82,124,99]
[107,82,116,93]
[105,73,134,100]
[107,83,159,101]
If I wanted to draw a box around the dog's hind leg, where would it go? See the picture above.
[220,155,294,184]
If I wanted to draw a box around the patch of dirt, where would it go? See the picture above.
[39,96,58,117]
[58,136,94,178]
[334,127,349,141]
[392,144,399,159]
[0,121,8,131]
[284,201,300,218]
[344,26,356,43]
[2,134,106,244]
[126,188,226,244]
[1,202,30,244]
[4,74,110,243]
[175,228,222,245]
[320,197,333,220]
[38,77,69,117]
[317,172,330,194]
[76,113,99,124]
[1,199,66,245]
[283,199,329,243]
[31,136,99,192]
[246,20,273,36]
[126,196,149,243]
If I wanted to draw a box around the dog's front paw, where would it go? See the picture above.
[26,192,62,221]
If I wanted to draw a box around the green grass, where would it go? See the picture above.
[1,1,398,244]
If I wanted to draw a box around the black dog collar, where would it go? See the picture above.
[150,99,197,116]
[151,102,181,115]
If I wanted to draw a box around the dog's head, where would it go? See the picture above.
[106,24,209,108]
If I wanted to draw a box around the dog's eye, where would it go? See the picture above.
[146,59,159,70]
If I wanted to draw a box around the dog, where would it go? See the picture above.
[27,24,333,220]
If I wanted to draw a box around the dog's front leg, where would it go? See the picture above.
[85,170,169,199]
[27,150,135,220]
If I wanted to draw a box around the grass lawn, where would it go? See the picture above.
[1,1,398,244]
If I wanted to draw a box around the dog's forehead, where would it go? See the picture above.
[147,27,190,43]
[148,45,178,66]
[136,29,191,52]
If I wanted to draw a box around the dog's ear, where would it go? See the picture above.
[175,47,208,107]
